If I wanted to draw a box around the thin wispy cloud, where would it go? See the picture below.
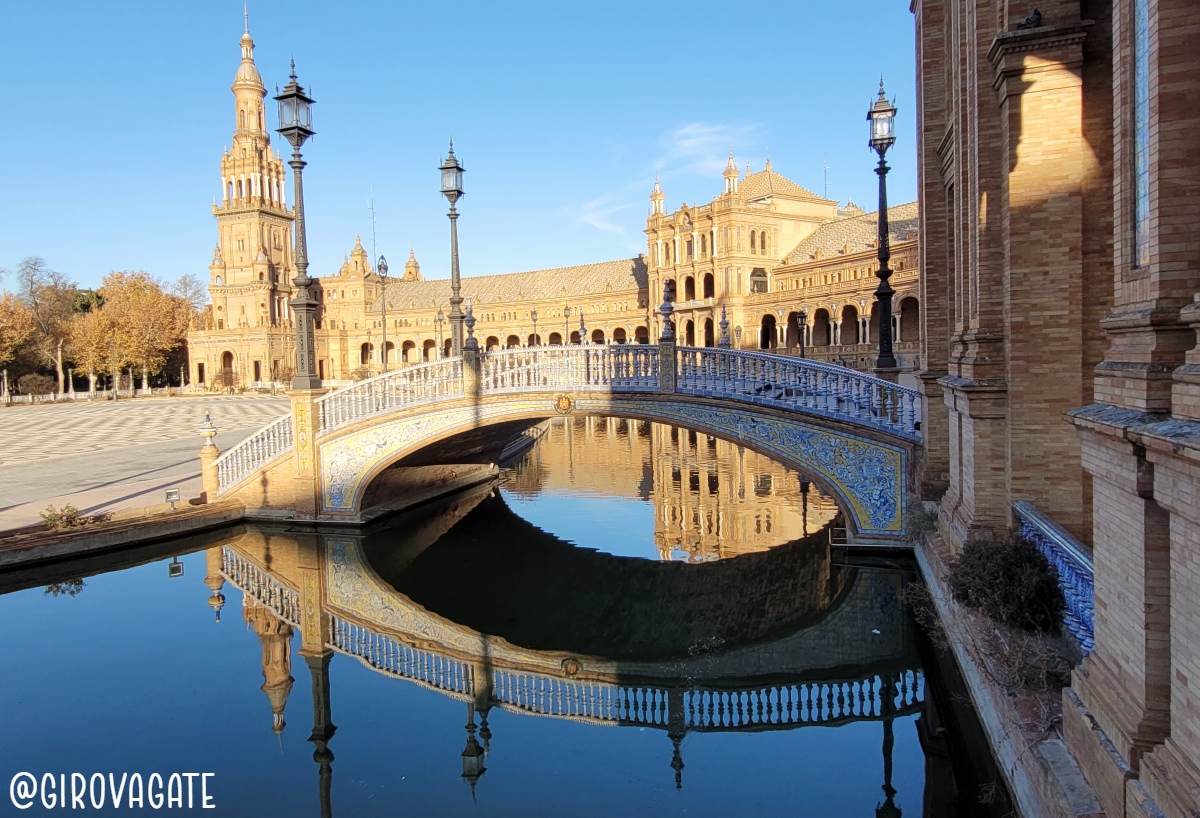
[570,194,633,234]
[655,122,761,177]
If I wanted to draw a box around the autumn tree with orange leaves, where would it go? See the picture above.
[99,271,192,389]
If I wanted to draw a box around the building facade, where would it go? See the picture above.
[913,0,1200,814]
[187,24,922,387]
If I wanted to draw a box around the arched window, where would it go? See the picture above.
[760,233,768,255]
[239,110,245,129]
[237,180,243,199]
[226,181,232,200]
[700,234,707,257]
[215,276,222,286]
[750,231,757,251]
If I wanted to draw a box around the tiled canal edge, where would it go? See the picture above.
[913,530,1105,818]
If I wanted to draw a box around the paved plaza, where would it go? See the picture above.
[0,395,289,531]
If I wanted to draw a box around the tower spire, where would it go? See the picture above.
[244,2,249,34]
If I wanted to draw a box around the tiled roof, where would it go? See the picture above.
[781,201,919,265]
[737,169,830,202]
[379,257,648,311]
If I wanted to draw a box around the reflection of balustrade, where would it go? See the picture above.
[1013,501,1095,653]
[675,347,921,440]
[328,615,475,696]
[220,546,302,626]
[214,413,293,493]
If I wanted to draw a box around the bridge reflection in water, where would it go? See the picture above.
[208,475,956,816]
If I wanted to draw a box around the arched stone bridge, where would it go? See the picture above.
[208,344,921,537]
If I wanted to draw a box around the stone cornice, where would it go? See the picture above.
[989,22,1092,101]
[1068,403,1200,465]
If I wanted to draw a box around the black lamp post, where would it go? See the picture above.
[439,141,465,357]
[377,255,389,373]
[435,309,445,359]
[868,78,898,371]
[275,60,320,389]
[563,305,572,345]
[531,309,538,347]
[796,310,807,358]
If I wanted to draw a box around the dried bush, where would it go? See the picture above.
[18,373,56,396]
[949,535,1065,634]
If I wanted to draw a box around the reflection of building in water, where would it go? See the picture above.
[504,416,841,561]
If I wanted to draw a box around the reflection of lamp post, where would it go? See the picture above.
[868,78,898,370]
[439,141,466,356]
[275,60,321,389]
[796,310,807,358]
[531,309,538,347]
[462,705,486,796]
[435,309,446,358]
[563,305,572,345]
[377,255,389,373]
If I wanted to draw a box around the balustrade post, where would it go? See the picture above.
[463,345,481,398]
[289,386,326,517]
[198,408,220,503]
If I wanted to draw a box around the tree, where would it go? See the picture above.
[17,257,77,393]
[100,271,192,388]
[68,308,114,392]
[0,293,36,370]
[170,273,209,316]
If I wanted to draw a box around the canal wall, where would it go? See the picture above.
[914,526,1105,818]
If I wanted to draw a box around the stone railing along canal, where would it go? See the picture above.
[1013,500,1095,654]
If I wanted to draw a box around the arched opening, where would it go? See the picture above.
[613,328,628,344]
[761,233,769,255]
[548,332,563,345]
[221,351,235,370]
[700,234,708,257]
[703,273,714,299]
[527,333,540,347]
[785,311,803,349]
[703,317,715,347]
[226,182,232,201]
[485,336,500,351]
[384,341,395,364]
[402,340,416,363]
[360,343,374,365]
[664,278,676,302]
[239,110,245,129]
[812,309,832,347]
[569,331,581,344]
[443,339,452,358]
[591,329,605,344]
[684,276,696,301]
[869,302,880,344]
[749,268,768,294]
[759,314,777,350]
[237,180,244,199]
[841,305,860,346]
[684,320,695,346]
[750,230,757,252]
[899,297,920,343]
[423,339,437,361]
[506,334,520,349]
[635,326,649,344]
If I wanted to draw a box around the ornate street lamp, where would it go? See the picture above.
[563,305,572,345]
[377,255,389,373]
[868,78,898,370]
[531,309,538,347]
[435,308,446,359]
[796,310,807,358]
[275,60,321,389]
[439,141,465,356]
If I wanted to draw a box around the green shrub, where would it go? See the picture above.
[40,504,80,530]
[949,535,1065,633]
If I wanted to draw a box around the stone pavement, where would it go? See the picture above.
[0,395,289,531]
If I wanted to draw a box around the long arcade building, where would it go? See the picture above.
[186,21,922,387]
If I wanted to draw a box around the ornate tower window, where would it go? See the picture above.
[1132,0,1150,268]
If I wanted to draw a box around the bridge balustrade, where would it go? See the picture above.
[675,347,920,440]
[214,413,294,499]
[317,357,465,435]
[479,345,659,394]
[220,546,302,626]
[328,614,475,696]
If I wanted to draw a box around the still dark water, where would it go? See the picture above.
[0,418,1008,816]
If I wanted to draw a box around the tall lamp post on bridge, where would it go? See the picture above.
[868,78,898,371]
[795,310,807,358]
[563,305,572,345]
[531,309,538,347]
[275,60,321,390]
[377,255,389,373]
[435,309,446,359]
[439,141,466,357]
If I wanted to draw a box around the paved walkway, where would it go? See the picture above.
[0,395,289,531]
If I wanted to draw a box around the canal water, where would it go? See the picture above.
[0,417,1009,816]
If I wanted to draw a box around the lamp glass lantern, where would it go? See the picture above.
[868,89,897,154]
[439,148,465,203]
[274,66,315,149]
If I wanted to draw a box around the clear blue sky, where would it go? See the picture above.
[0,1,918,290]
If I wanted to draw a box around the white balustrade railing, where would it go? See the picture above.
[214,413,293,493]
[317,357,464,435]
[491,670,669,725]
[479,345,658,394]
[220,546,302,626]
[675,347,922,440]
